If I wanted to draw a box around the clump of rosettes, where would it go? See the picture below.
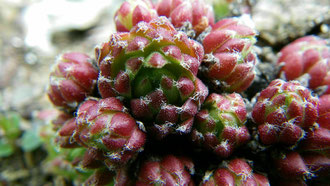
[114,0,158,32]
[201,158,269,185]
[202,14,258,93]
[47,52,99,111]
[135,155,195,185]
[74,97,146,169]
[277,35,330,95]
[252,79,319,147]
[156,0,215,36]
[96,16,208,138]
[191,93,250,158]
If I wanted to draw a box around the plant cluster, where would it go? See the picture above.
[45,0,329,185]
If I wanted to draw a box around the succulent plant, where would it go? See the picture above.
[300,127,330,155]
[191,93,250,157]
[202,14,258,92]
[42,0,330,185]
[320,70,330,95]
[47,52,99,111]
[55,116,80,148]
[274,151,330,184]
[275,151,311,180]
[156,0,215,36]
[318,94,330,130]
[96,16,208,138]
[252,79,319,146]
[299,95,330,155]
[74,97,146,169]
[135,155,195,185]
[104,155,195,185]
[114,0,158,32]
[201,158,270,185]
[42,112,122,185]
[277,36,330,94]
[40,119,94,184]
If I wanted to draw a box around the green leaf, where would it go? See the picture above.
[213,0,230,19]
[0,112,21,139]
[67,148,86,161]
[21,129,42,152]
[0,140,14,157]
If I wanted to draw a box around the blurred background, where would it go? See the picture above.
[0,0,329,185]
[0,0,121,185]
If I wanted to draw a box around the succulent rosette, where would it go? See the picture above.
[300,126,330,156]
[299,95,330,156]
[114,0,158,32]
[202,15,258,92]
[40,118,98,184]
[47,52,99,111]
[74,97,146,169]
[273,124,330,184]
[252,79,319,146]
[51,111,73,131]
[274,151,330,184]
[191,93,250,157]
[47,111,80,148]
[277,36,330,94]
[273,118,330,184]
[201,158,270,185]
[107,155,195,185]
[156,0,215,36]
[96,17,208,138]
[54,116,79,148]
[136,155,195,185]
[294,95,330,184]
[106,155,195,185]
